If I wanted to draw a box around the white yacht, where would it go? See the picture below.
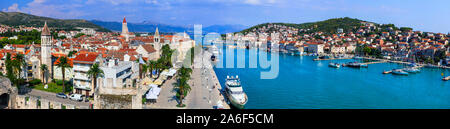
[211,45,220,56]
[224,75,248,109]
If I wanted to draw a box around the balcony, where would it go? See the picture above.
[74,84,91,91]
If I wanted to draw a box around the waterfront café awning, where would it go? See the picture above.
[160,70,169,77]
[167,68,177,77]
[141,77,153,85]
[153,79,164,86]
[146,84,161,100]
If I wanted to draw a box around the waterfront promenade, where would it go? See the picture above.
[144,50,229,109]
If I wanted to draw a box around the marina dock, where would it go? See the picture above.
[361,60,387,65]
[313,58,352,61]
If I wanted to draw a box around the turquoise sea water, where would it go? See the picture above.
[213,47,450,109]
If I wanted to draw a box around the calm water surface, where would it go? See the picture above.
[213,47,450,109]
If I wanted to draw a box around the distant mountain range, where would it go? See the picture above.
[0,12,110,32]
[91,20,248,34]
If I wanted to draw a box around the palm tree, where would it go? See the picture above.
[87,63,104,90]
[141,64,149,78]
[161,44,174,68]
[5,53,15,84]
[178,67,192,80]
[55,56,72,93]
[155,59,165,78]
[173,76,191,107]
[13,54,25,86]
[148,60,157,77]
[173,67,193,107]
[40,64,48,84]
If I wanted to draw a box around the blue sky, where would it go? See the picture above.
[1,0,450,33]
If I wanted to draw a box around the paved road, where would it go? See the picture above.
[143,50,229,109]
[185,50,229,109]
[143,76,180,109]
[27,89,90,107]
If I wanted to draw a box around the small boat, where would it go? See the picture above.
[392,69,409,75]
[360,64,368,68]
[442,76,450,81]
[345,62,368,68]
[328,63,340,68]
[353,56,364,60]
[404,67,420,73]
[382,70,392,74]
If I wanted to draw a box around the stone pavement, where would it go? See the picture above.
[144,50,229,109]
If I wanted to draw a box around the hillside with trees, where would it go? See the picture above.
[0,12,110,32]
[240,17,369,35]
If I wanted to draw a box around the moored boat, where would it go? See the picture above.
[404,67,420,73]
[224,75,248,109]
[345,62,368,68]
[442,76,450,81]
[392,69,409,75]
[328,63,340,68]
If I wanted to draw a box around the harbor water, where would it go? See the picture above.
[213,47,450,109]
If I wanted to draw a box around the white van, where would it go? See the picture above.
[69,94,83,102]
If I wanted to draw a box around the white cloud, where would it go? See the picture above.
[100,0,135,5]
[3,3,21,12]
[244,0,262,5]
[145,0,158,4]
[18,0,85,19]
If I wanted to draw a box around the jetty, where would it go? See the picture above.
[382,65,424,75]
[313,58,352,61]
[361,60,387,65]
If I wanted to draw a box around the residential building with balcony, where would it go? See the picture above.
[100,57,138,88]
[72,53,101,97]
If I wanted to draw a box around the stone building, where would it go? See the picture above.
[41,22,53,82]
[93,77,142,109]
[0,77,17,109]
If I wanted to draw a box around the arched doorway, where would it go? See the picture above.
[0,93,9,109]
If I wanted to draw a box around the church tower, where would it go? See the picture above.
[153,27,162,58]
[41,22,52,80]
[121,16,129,42]
[154,27,161,54]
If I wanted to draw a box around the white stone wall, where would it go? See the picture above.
[14,95,88,109]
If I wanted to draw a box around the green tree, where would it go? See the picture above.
[55,56,72,93]
[87,63,104,90]
[148,60,158,77]
[141,64,149,78]
[13,54,25,86]
[172,67,192,107]
[40,64,48,84]
[74,33,86,38]
[161,44,174,68]
[5,53,16,85]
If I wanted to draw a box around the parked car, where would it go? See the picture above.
[69,94,83,102]
[56,93,67,99]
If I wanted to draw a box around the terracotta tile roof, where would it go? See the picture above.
[73,53,99,64]
[25,50,31,55]
[12,44,28,48]
[141,44,156,53]
[52,53,66,57]
[41,22,51,36]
